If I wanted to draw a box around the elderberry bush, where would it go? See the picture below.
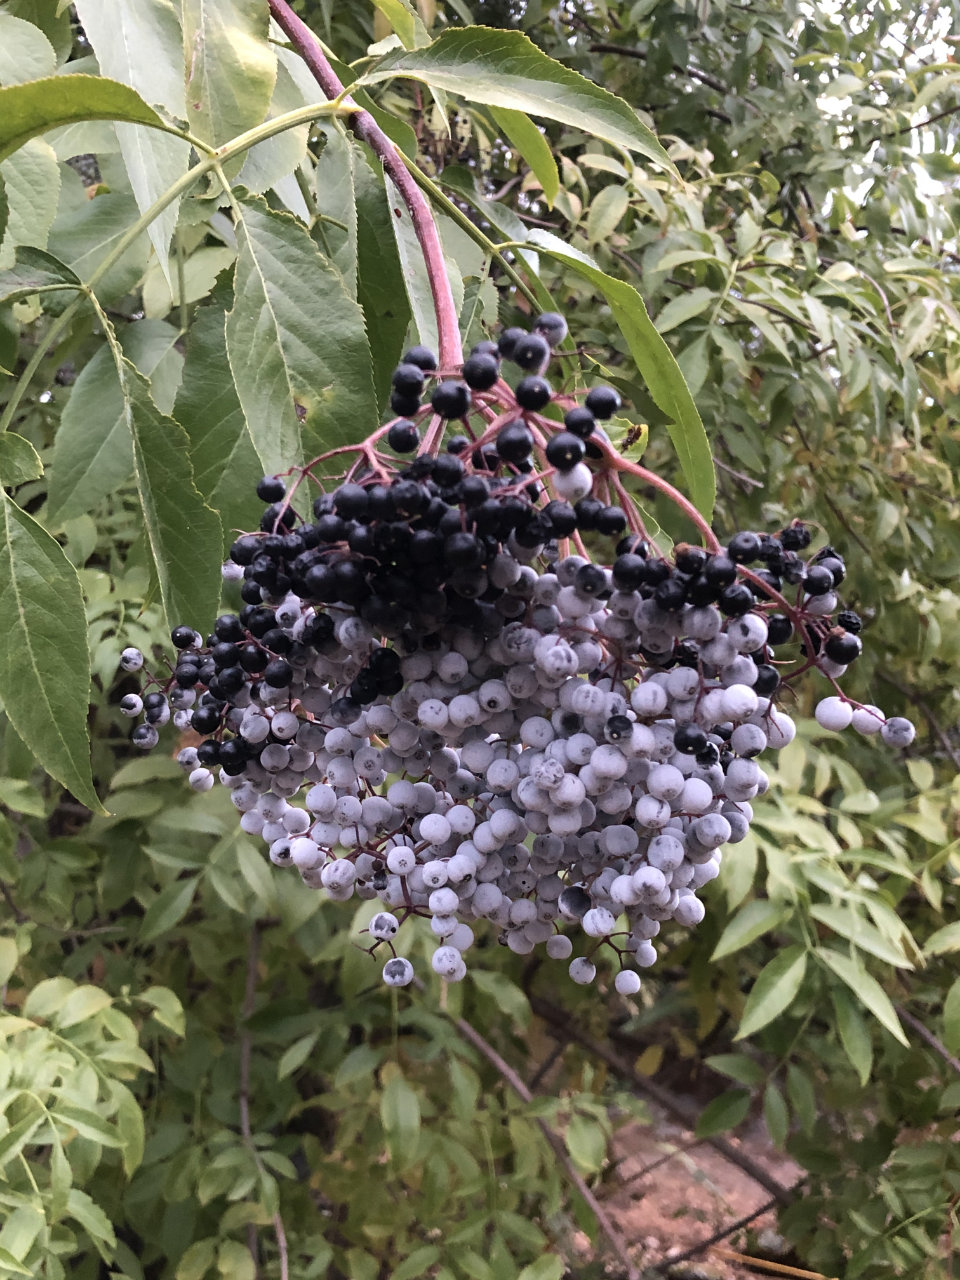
[120,315,916,991]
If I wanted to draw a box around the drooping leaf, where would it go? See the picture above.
[380,1067,421,1166]
[0,139,60,269]
[829,984,874,1085]
[371,0,430,49]
[225,196,379,476]
[489,106,558,208]
[585,183,630,244]
[73,0,190,288]
[526,233,716,519]
[735,945,808,1040]
[386,173,458,357]
[818,948,908,1046]
[237,46,313,207]
[0,74,171,163]
[47,319,184,525]
[182,0,276,168]
[139,876,200,943]
[360,28,676,175]
[355,154,411,411]
[314,124,359,295]
[174,295,261,551]
[0,245,81,306]
[0,493,103,812]
[711,898,786,960]
[0,14,57,87]
[0,435,43,486]
[695,1088,751,1138]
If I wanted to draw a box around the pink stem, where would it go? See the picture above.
[267,0,462,368]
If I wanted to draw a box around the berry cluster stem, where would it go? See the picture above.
[267,0,463,368]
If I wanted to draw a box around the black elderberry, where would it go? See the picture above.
[766,614,794,645]
[727,531,762,563]
[238,643,269,673]
[825,630,862,663]
[462,352,500,391]
[685,575,718,606]
[674,544,708,575]
[432,453,464,487]
[261,629,292,655]
[444,531,483,569]
[654,577,687,612]
[584,385,621,419]
[510,332,550,371]
[229,535,261,566]
[674,723,708,754]
[704,555,737,588]
[312,493,334,518]
[674,639,700,667]
[542,500,577,537]
[558,885,592,918]
[748,569,782,597]
[196,741,220,766]
[219,740,249,776]
[460,475,490,507]
[719,583,754,616]
[754,664,781,696]
[333,484,370,519]
[697,742,721,766]
[533,312,568,346]
[515,375,552,411]
[256,475,286,503]
[192,705,221,734]
[218,667,246,695]
[595,506,627,536]
[545,432,586,471]
[332,561,367,602]
[782,552,806,585]
[387,420,419,453]
[780,521,812,550]
[612,554,647,589]
[616,534,649,558]
[174,663,200,687]
[391,362,426,396]
[574,563,607,596]
[574,496,603,531]
[171,625,196,649]
[471,443,500,472]
[211,641,238,669]
[403,345,438,371]
[804,564,835,595]
[240,581,263,604]
[315,514,347,543]
[605,714,632,742]
[497,327,526,359]
[432,380,471,419]
[259,502,295,531]
[496,420,534,463]
[263,658,293,688]
[644,558,671,586]
[817,555,845,585]
[838,609,862,634]
[446,435,469,455]
[390,479,426,516]
[564,406,595,439]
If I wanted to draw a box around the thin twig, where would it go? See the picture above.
[644,1193,783,1272]
[587,41,757,117]
[710,1248,836,1280]
[898,1006,960,1078]
[240,923,290,1280]
[267,0,462,367]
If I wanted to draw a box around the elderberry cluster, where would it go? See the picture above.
[119,314,915,993]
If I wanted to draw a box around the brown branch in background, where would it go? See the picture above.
[420,981,640,1280]
[644,1193,783,1273]
[587,41,757,119]
[531,996,796,1206]
[240,923,290,1280]
[267,0,463,368]
[898,1006,960,1078]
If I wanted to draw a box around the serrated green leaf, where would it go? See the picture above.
[47,317,184,524]
[922,920,960,956]
[763,1081,789,1147]
[48,177,150,304]
[121,356,223,632]
[53,1103,123,1147]
[174,297,260,553]
[314,124,359,294]
[226,197,379,476]
[0,1110,44,1171]
[116,1086,145,1175]
[0,14,57,87]
[22,975,75,1018]
[565,1113,606,1173]
[386,172,462,356]
[655,286,715,334]
[54,984,112,1029]
[380,1069,420,1165]
[524,234,716,519]
[489,106,558,208]
[277,1031,319,1081]
[810,903,912,968]
[943,977,960,1055]
[139,877,199,944]
[372,0,430,49]
[182,0,276,169]
[137,985,185,1036]
[0,139,60,270]
[585,183,630,244]
[829,984,873,1085]
[695,1089,751,1138]
[0,1248,32,1277]
[516,1256,564,1280]
[0,494,103,813]
[0,1206,43,1267]
[0,434,42,486]
[361,29,676,174]
[0,74,171,164]
[73,0,190,289]
[66,1186,116,1248]
[817,948,908,1046]
[712,898,786,960]
[0,246,81,306]
[735,945,807,1040]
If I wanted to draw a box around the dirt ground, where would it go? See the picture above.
[593,1108,805,1279]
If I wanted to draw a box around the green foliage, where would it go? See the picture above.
[0,1,957,1277]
